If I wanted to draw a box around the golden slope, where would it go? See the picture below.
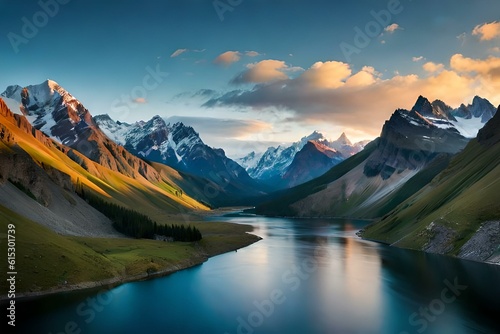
[0,98,209,214]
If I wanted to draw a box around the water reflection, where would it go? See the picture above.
[12,214,500,334]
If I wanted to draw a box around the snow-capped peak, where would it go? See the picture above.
[302,130,325,142]
[94,114,130,145]
[1,80,89,145]
[334,132,352,146]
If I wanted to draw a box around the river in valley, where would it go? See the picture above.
[14,213,500,333]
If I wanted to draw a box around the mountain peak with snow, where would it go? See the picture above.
[1,80,91,146]
[334,132,352,146]
[302,130,325,142]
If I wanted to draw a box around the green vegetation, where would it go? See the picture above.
[362,138,500,254]
[0,205,259,295]
[76,181,202,241]
[0,205,201,293]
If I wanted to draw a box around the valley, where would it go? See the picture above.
[2,2,500,333]
[1,80,498,306]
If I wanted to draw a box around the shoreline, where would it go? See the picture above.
[356,229,500,267]
[1,256,207,303]
[1,234,261,303]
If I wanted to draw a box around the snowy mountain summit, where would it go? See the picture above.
[1,79,92,147]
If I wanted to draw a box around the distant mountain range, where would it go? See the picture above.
[95,108,370,191]
[238,131,369,188]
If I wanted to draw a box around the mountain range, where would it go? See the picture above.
[0,96,208,237]
[1,80,270,207]
[238,131,369,188]
[256,95,497,218]
[94,114,266,206]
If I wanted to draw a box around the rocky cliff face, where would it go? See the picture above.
[364,103,469,180]
[477,105,500,146]
[361,108,500,265]
[363,95,497,180]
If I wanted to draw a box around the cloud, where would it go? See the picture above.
[231,59,290,84]
[491,47,500,53]
[193,89,217,97]
[214,51,242,66]
[245,51,262,57]
[345,66,379,87]
[472,21,500,41]
[170,49,188,58]
[165,116,272,139]
[285,66,305,73]
[412,56,425,62]
[213,50,264,66]
[203,55,500,137]
[170,48,206,58]
[456,32,467,46]
[299,61,351,89]
[133,97,147,104]
[384,23,401,33]
[450,54,500,78]
[422,62,444,73]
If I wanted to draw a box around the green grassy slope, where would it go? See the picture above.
[0,204,259,296]
[362,138,500,254]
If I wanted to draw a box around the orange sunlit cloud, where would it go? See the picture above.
[205,54,500,139]
[423,62,445,73]
[472,21,500,41]
[214,51,242,66]
[299,61,352,89]
[231,59,289,84]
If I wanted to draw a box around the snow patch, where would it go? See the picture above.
[452,117,486,138]
[1,97,23,114]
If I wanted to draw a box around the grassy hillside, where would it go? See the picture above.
[0,204,259,296]
[362,138,500,256]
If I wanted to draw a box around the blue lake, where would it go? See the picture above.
[15,214,500,333]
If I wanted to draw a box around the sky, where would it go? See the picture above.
[1,0,500,158]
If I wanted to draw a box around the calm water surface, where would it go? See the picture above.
[14,214,500,333]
